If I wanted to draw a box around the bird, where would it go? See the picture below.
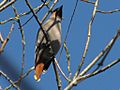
[34,5,63,81]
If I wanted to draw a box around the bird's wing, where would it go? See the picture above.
[35,19,53,66]
[35,28,46,65]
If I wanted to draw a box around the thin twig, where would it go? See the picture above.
[93,29,120,72]
[5,66,34,90]
[21,0,50,27]
[97,9,120,14]
[21,66,34,79]
[74,0,99,78]
[93,45,114,72]
[0,70,20,90]
[0,0,16,12]
[0,0,8,7]
[64,41,72,78]
[25,0,50,43]
[0,1,50,25]
[41,0,58,23]
[12,5,26,83]
[0,22,15,54]
[58,0,79,63]
[80,58,120,80]
[64,58,120,90]
[79,29,120,76]
[54,58,71,82]
[41,0,50,9]
[0,32,4,43]
[52,58,62,90]
[81,0,95,4]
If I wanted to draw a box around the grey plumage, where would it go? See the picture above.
[34,6,63,81]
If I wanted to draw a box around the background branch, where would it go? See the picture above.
[64,58,120,90]
[0,22,15,54]
[58,0,79,63]
[0,0,8,7]
[97,9,120,14]
[64,42,71,78]
[0,1,50,25]
[79,29,120,76]
[81,0,95,4]
[52,58,62,90]
[74,0,99,78]
[12,5,26,84]
[0,32,4,43]
[0,0,16,12]
[0,70,20,90]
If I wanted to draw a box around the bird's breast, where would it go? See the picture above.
[47,22,61,55]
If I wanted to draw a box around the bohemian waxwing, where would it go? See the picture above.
[34,5,63,81]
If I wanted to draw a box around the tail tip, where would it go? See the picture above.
[34,75,41,82]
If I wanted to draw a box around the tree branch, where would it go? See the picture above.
[0,70,20,90]
[97,9,120,14]
[41,0,59,23]
[64,42,72,78]
[0,1,49,25]
[54,58,71,82]
[0,22,15,54]
[81,0,95,4]
[53,58,62,90]
[79,29,120,76]
[0,0,16,12]
[64,58,120,90]
[12,5,26,84]
[58,0,79,63]
[0,0,8,7]
[5,66,34,90]
[74,0,99,78]
[0,32,4,43]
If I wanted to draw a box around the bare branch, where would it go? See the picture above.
[12,5,26,83]
[21,0,50,27]
[74,0,99,78]
[81,0,95,4]
[58,0,79,63]
[81,58,120,80]
[54,58,71,82]
[41,0,59,23]
[0,22,15,54]
[118,29,120,36]
[25,0,51,43]
[79,29,120,76]
[0,70,20,90]
[93,29,120,71]
[0,0,16,12]
[64,42,72,78]
[5,66,34,90]
[53,58,62,90]
[0,1,50,25]
[97,9,120,14]
[64,58,120,90]
[0,32,4,43]
[0,0,8,7]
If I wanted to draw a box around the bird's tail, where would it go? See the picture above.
[34,63,44,81]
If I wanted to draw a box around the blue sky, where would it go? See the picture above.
[0,0,120,90]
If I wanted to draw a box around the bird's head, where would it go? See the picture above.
[52,5,63,21]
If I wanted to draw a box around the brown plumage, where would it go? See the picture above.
[34,6,63,81]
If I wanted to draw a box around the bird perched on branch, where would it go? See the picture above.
[34,6,63,81]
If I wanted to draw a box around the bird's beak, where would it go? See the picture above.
[55,5,63,19]
[57,5,63,13]
[52,5,63,19]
